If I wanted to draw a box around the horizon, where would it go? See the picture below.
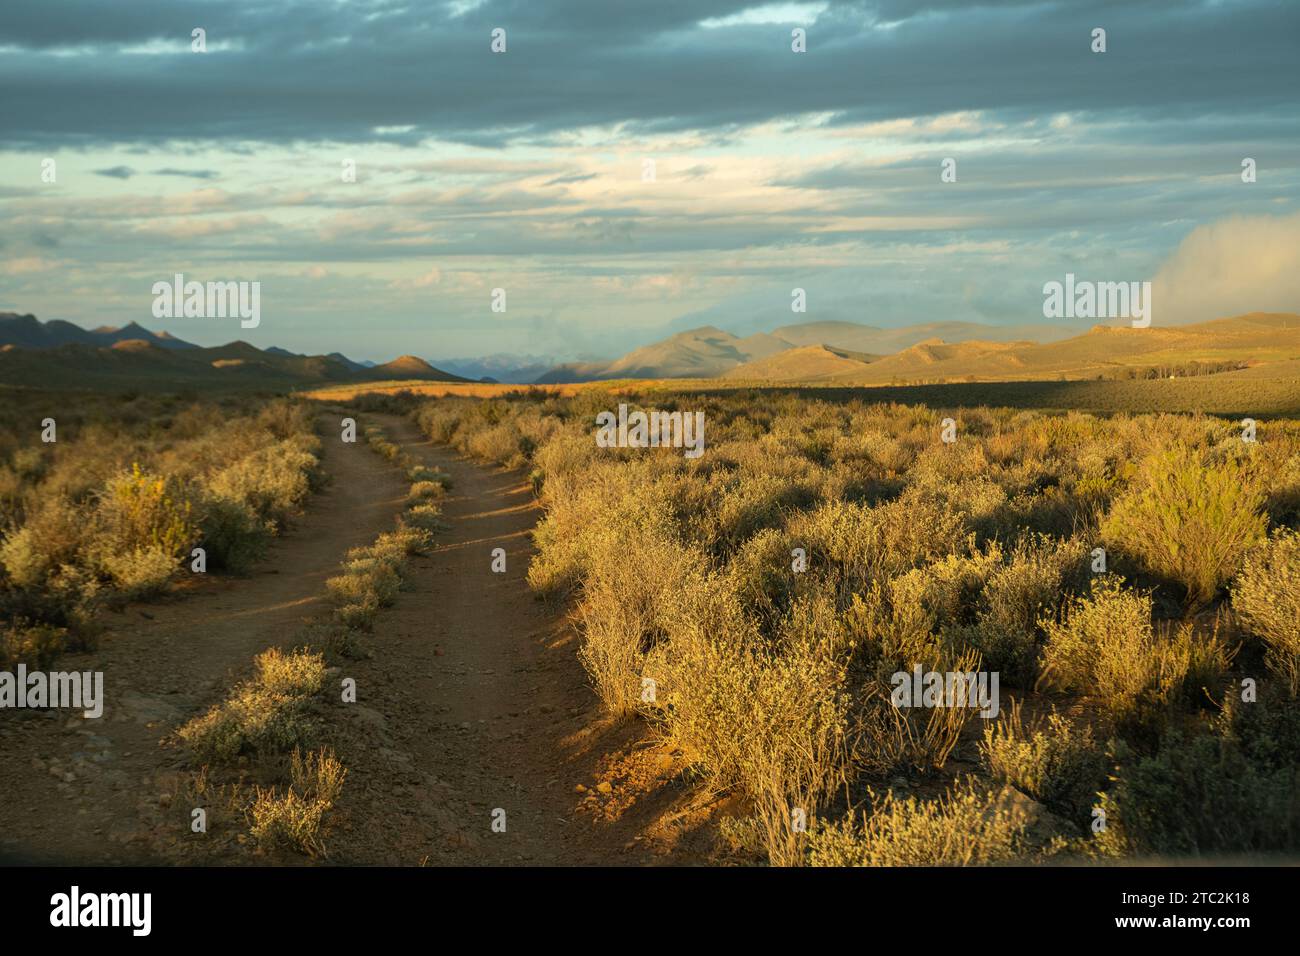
[2,0,1297,364]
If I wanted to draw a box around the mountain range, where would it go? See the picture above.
[0,313,470,390]
[3,311,1299,391]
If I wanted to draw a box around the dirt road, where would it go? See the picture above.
[0,411,686,866]
[0,413,409,863]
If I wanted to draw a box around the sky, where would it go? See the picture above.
[1,0,1297,365]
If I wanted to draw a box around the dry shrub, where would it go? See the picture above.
[206,437,318,528]
[577,527,704,717]
[248,747,346,857]
[1101,446,1266,606]
[980,700,1108,824]
[92,464,198,563]
[177,647,325,763]
[1232,529,1300,696]
[1040,578,1202,740]
[789,495,968,602]
[99,545,178,598]
[402,502,445,533]
[0,496,85,588]
[196,495,269,573]
[651,589,855,866]
[0,621,67,669]
[808,777,1029,867]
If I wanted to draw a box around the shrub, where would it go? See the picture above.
[407,465,451,490]
[961,536,1090,686]
[90,465,198,583]
[1233,530,1300,696]
[578,528,703,717]
[0,622,67,670]
[0,497,85,588]
[402,502,445,533]
[99,545,178,598]
[177,648,325,763]
[1101,446,1266,606]
[1040,578,1190,739]
[980,701,1108,824]
[808,778,1029,866]
[1096,729,1300,857]
[197,495,270,574]
[248,747,346,857]
[407,480,444,502]
[206,438,318,528]
[651,590,854,866]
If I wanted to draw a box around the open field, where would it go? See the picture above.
[304,373,1300,418]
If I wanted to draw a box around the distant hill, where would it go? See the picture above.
[534,319,1089,383]
[720,345,882,382]
[535,326,789,382]
[722,312,1300,384]
[438,353,561,385]
[0,315,470,390]
[768,320,1083,354]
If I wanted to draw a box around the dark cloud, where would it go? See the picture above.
[91,165,136,178]
[152,167,218,179]
[544,172,597,185]
[0,0,1294,147]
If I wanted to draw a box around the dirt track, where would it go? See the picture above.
[0,412,690,866]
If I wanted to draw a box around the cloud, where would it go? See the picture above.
[0,0,1295,148]
[0,256,60,275]
[152,167,218,179]
[92,165,136,179]
[1152,211,1300,325]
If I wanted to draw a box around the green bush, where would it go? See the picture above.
[197,495,270,574]
[1097,728,1300,857]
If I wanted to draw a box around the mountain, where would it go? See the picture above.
[534,326,789,383]
[437,353,563,385]
[0,316,470,390]
[369,355,449,379]
[0,313,201,350]
[265,346,371,372]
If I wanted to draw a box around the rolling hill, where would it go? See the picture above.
[722,312,1300,384]
[533,319,1089,383]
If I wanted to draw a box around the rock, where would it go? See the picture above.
[986,785,1073,848]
